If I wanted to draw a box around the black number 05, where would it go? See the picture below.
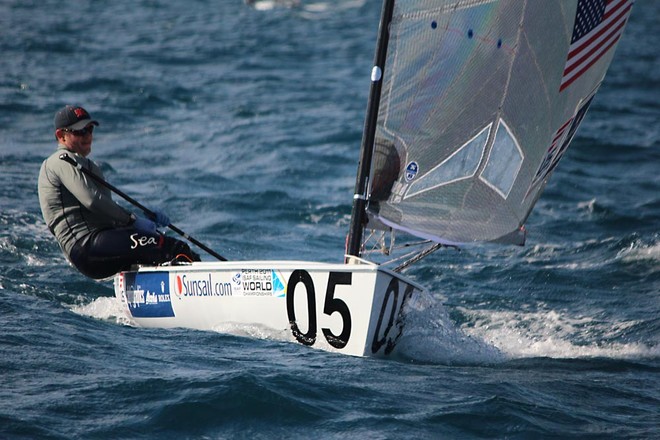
[286,270,352,349]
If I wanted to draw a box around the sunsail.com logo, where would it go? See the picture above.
[174,273,233,298]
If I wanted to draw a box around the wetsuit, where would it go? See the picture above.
[38,145,199,279]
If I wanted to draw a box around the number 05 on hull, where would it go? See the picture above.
[114,259,424,357]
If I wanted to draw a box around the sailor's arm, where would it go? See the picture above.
[55,154,133,225]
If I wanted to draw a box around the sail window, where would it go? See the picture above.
[480,119,523,199]
[406,124,490,198]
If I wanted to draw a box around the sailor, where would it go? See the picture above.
[38,105,200,280]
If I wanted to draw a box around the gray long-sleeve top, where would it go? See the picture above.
[38,145,133,259]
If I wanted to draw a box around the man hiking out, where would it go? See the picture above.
[38,104,200,279]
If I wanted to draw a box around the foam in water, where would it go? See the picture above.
[395,291,507,365]
[245,0,300,11]
[211,322,292,342]
[70,296,133,327]
[617,236,660,263]
[245,0,367,15]
[461,307,660,360]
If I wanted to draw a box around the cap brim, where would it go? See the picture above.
[67,119,99,130]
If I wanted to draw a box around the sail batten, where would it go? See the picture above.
[362,0,633,247]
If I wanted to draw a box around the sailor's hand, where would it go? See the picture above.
[151,209,170,228]
[133,216,157,234]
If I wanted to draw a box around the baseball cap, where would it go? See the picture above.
[54,105,99,130]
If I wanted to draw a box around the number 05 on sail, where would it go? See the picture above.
[114,0,634,357]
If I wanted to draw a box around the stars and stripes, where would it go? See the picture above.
[527,91,597,196]
[534,118,574,182]
[559,0,633,92]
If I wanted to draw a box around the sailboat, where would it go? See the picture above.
[113,0,634,357]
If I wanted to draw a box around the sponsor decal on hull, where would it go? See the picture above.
[124,272,175,318]
[173,273,233,299]
[232,269,286,297]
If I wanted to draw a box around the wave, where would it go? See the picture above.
[244,0,367,15]
[70,296,134,327]
[461,307,659,360]
[394,292,507,365]
[617,236,660,263]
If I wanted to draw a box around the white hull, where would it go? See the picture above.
[113,258,424,357]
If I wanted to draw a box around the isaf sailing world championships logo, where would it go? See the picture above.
[233,269,286,297]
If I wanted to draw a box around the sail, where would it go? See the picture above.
[366,0,633,246]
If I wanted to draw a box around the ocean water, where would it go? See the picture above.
[1,0,658,438]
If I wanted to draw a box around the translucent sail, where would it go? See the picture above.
[366,0,633,245]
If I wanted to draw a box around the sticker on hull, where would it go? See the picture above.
[124,272,174,318]
[232,269,286,297]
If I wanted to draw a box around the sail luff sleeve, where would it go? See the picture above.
[346,0,396,259]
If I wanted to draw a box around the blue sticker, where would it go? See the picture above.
[124,272,175,318]
[405,161,419,181]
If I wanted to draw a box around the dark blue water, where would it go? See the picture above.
[2,1,658,438]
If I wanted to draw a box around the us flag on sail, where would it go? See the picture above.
[559,0,633,92]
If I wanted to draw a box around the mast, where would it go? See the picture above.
[346,0,395,259]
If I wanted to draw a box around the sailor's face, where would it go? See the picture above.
[58,124,94,157]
